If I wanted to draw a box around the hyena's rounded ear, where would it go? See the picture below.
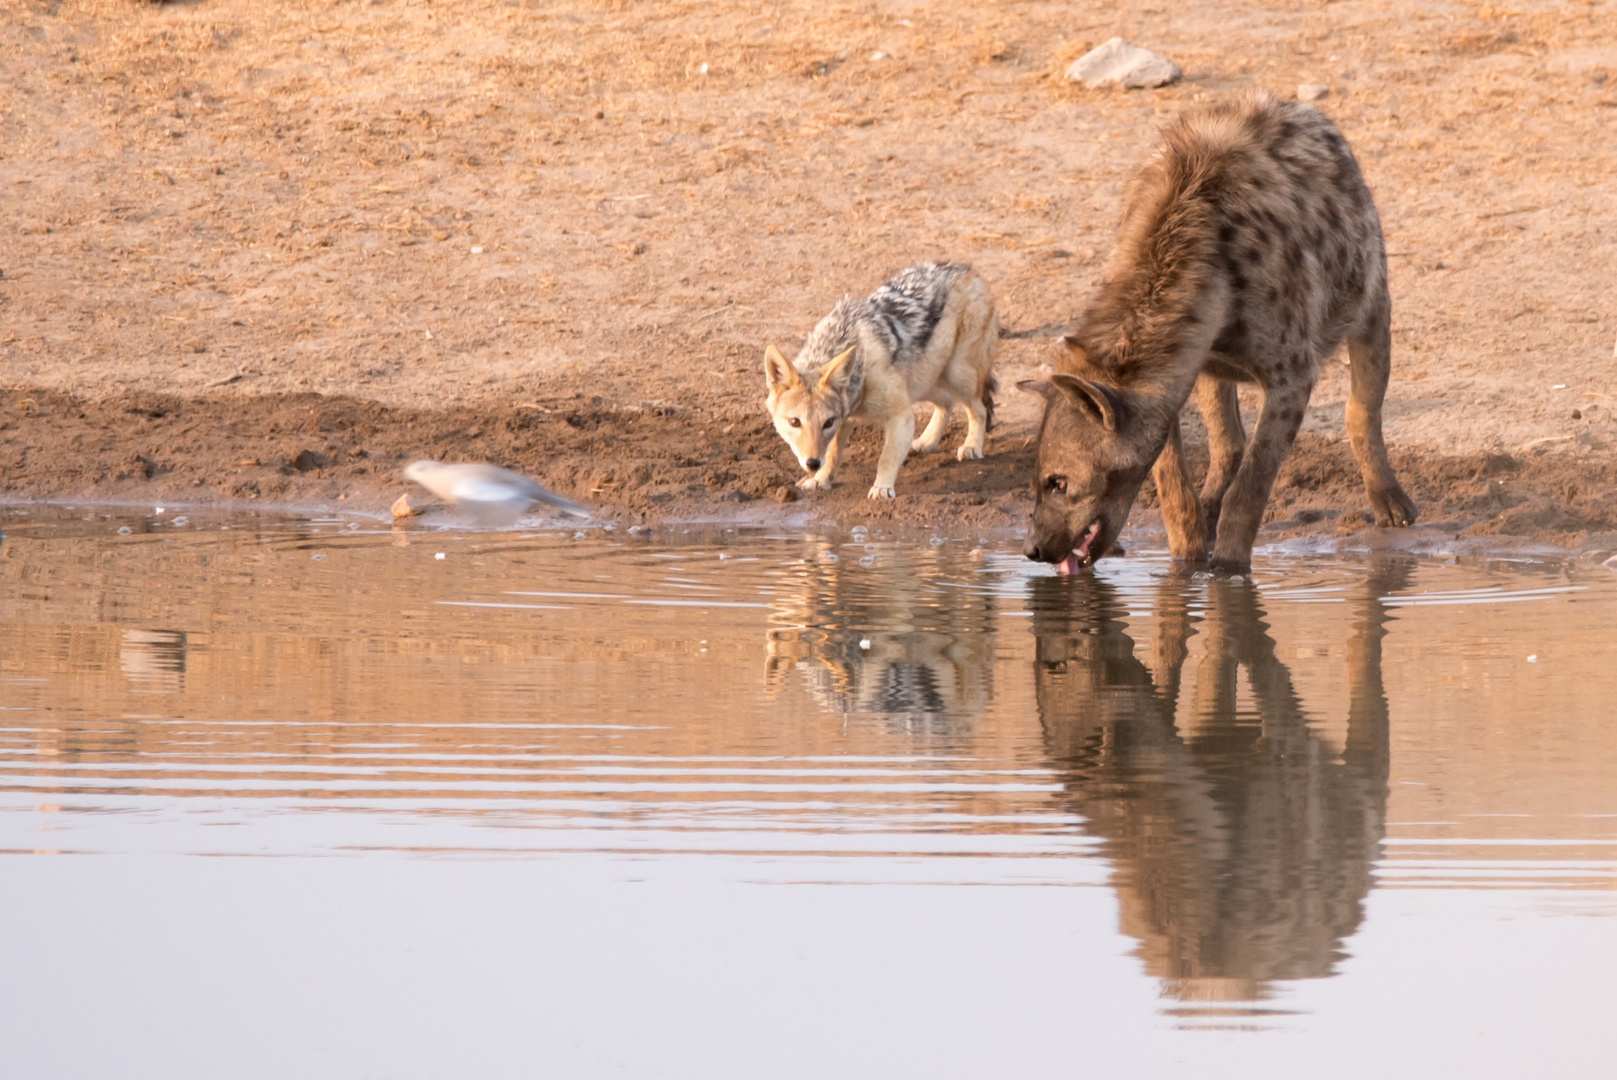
[764,345,800,391]
[1060,335,1104,378]
[1050,373,1122,432]
[818,346,857,391]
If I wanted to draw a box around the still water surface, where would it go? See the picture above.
[2,506,1614,1077]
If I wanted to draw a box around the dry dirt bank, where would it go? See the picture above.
[2,0,1616,552]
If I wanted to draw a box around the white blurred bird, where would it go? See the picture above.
[402,460,592,522]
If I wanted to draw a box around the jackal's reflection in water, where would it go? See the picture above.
[1030,558,1411,1002]
[764,548,996,736]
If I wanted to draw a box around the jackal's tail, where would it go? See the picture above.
[983,373,997,434]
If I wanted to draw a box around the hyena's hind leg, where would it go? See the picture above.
[1345,300,1418,527]
[1195,374,1245,542]
[911,403,950,455]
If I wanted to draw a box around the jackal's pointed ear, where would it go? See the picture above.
[818,346,857,391]
[764,345,800,392]
[1017,379,1055,400]
[1050,373,1122,432]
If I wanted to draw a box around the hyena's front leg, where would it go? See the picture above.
[911,404,949,455]
[869,409,916,498]
[1151,417,1208,563]
[1210,374,1314,574]
[1195,374,1245,540]
[798,426,845,490]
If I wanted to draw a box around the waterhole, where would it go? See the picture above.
[2,505,1614,1078]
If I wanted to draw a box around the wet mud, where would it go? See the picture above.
[4,382,1616,561]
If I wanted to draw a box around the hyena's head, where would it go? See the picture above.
[1019,364,1154,575]
[764,344,856,474]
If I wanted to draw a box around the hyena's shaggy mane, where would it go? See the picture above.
[1070,94,1281,382]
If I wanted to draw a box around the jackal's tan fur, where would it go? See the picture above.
[765,262,998,499]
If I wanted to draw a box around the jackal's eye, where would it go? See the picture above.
[822,418,836,431]
[788,418,802,428]
[1045,475,1068,495]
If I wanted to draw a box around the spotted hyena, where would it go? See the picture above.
[1020,92,1417,575]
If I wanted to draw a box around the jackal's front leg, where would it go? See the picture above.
[797,427,844,491]
[869,410,916,498]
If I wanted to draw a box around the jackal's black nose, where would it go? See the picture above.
[1023,538,1043,562]
[805,458,822,472]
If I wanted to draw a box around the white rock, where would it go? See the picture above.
[1065,38,1182,90]
[1603,553,1617,572]
[1298,82,1329,101]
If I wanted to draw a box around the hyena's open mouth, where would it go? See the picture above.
[1055,520,1104,576]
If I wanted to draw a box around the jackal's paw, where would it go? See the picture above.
[867,484,895,499]
[798,474,833,491]
[909,438,943,455]
[956,445,982,462]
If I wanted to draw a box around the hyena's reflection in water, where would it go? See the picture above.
[764,549,997,737]
[1029,559,1410,1003]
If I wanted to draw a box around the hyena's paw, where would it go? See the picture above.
[1371,485,1418,528]
[798,474,833,492]
[867,484,896,499]
[1208,555,1253,577]
[955,445,983,462]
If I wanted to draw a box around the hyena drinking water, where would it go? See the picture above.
[1021,93,1417,575]
[765,262,998,499]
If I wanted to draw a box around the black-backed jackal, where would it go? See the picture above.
[765,262,998,499]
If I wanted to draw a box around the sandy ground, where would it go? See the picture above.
[2,0,1616,552]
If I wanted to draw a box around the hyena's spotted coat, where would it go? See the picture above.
[1022,92,1417,574]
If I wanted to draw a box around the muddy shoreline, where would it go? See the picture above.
[5,381,1616,565]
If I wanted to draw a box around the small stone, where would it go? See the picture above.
[1571,409,1582,420]
[390,493,417,519]
[772,485,798,504]
[1298,83,1329,101]
[1065,38,1181,90]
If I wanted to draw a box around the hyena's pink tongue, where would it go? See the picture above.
[1054,522,1101,575]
